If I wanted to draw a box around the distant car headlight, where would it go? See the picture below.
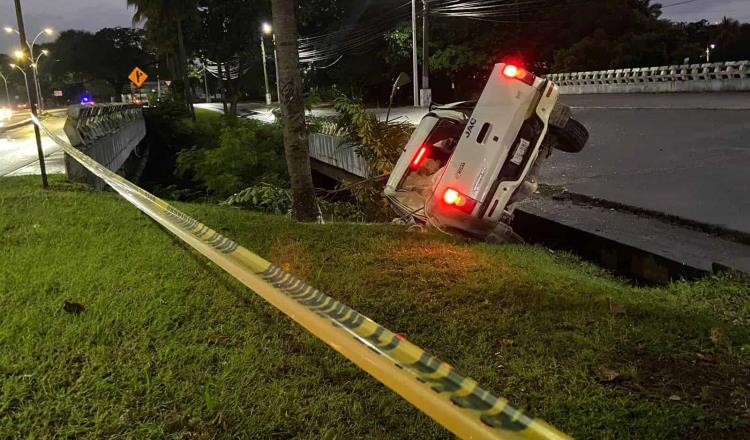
[0,107,12,122]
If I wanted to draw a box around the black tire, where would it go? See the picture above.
[550,118,589,153]
[548,102,571,129]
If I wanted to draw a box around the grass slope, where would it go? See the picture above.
[1,176,749,439]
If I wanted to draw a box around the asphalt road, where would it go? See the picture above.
[206,93,750,234]
[0,114,67,178]
[543,93,750,234]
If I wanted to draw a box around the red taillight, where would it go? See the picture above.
[503,64,519,78]
[410,145,428,170]
[442,188,477,214]
[501,64,536,86]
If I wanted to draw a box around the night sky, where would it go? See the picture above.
[2,0,749,53]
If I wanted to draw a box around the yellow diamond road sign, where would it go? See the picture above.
[128,67,148,88]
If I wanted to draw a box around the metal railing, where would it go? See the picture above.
[63,103,146,188]
[548,60,750,94]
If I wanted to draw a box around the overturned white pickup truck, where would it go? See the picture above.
[384,63,589,243]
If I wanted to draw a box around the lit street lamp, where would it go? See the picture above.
[5,26,54,111]
[30,49,49,111]
[9,63,31,109]
[260,22,273,105]
[706,43,717,63]
[260,22,280,104]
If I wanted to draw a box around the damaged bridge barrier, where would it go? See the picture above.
[63,103,146,189]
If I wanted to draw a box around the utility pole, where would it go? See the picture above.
[13,0,47,188]
[420,0,431,107]
[411,0,419,107]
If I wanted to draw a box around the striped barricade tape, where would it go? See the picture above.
[32,115,571,440]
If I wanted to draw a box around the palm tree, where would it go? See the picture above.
[126,0,196,116]
[271,0,319,222]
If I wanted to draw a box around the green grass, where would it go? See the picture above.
[192,108,224,122]
[1,175,749,439]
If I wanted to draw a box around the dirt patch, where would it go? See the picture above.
[267,237,312,280]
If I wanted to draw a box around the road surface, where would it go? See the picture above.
[0,114,67,178]
[543,93,750,235]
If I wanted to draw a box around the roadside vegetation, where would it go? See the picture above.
[1,176,748,439]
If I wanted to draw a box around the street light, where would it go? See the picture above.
[5,26,54,111]
[260,22,280,104]
[31,49,49,111]
[9,63,31,109]
[706,43,717,63]
[260,22,273,105]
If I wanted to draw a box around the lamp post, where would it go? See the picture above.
[31,49,48,111]
[706,43,716,63]
[260,22,280,104]
[260,22,273,105]
[5,26,53,112]
[9,63,31,106]
[0,71,9,106]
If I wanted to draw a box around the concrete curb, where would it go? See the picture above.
[538,184,750,246]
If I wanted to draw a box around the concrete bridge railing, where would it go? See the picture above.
[63,103,146,189]
[548,60,750,94]
[309,133,371,179]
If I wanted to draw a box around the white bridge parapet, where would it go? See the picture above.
[548,60,750,94]
[63,104,146,189]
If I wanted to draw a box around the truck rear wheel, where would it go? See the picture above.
[550,118,589,153]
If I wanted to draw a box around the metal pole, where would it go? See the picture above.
[14,0,48,188]
[32,63,42,111]
[272,34,281,103]
[420,0,430,107]
[260,34,272,105]
[203,59,210,103]
[0,73,9,106]
[411,0,419,107]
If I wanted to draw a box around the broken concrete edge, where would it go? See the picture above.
[537,184,750,247]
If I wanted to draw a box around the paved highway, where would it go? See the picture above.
[543,93,750,235]
[0,114,67,177]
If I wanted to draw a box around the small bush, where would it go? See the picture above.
[224,183,366,222]
[175,120,288,199]
[329,96,415,221]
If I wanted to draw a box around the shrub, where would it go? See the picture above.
[224,183,366,222]
[329,96,415,221]
[175,120,288,199]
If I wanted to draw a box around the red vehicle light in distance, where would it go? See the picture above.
[442,188,477,213]
[410,145,429,170]
[501,64,536,86]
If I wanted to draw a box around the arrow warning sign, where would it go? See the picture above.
[128,67,148,88]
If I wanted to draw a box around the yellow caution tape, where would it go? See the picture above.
[33,116,571,440]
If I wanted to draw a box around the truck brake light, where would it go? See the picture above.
[502,64,536,86]
[410,145,429,170]
[443,188,477,214]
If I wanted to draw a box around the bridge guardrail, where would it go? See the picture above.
[548,60,750,94]
[309,132,371,178]
[63,103,146,189]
